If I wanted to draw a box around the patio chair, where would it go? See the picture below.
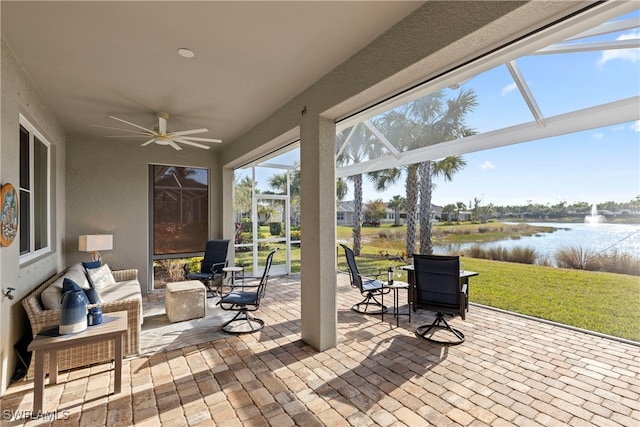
[217,248,277,334]
[413,254,468,345]
[183,239,230,298]
[340,244,389,314]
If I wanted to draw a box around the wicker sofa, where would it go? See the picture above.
[22,264,142,379]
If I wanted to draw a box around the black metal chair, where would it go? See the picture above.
[340,244,389,314]
[217,248,277,334]
[183,239,230,298]
[413,254,468,345]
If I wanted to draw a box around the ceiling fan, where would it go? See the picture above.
[92,112,221,150]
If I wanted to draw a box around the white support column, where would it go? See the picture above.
[221,165,236,264]
[300,111,337,351]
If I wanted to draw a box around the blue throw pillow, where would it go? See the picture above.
[62,278,90,305]
[82,260,101,270]
[83,260,101,287]
[84,287,101,305]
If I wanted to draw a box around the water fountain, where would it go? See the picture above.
[584,204,606,224]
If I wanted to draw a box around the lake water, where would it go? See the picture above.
[434,222,640,259]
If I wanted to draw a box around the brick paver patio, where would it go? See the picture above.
[2,273,638,426]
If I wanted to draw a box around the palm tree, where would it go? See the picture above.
[336,178,348,205]
[387,195,406,227]
[442,203,457,224]
[267,167,301,223]
[456,201,467,223]
[373,88,477,255]
[410,90,476,254]
[371,107,421,257]
[336,124,377,256]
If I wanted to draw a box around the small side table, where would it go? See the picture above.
[382,281,411,327]
[223,266,244,288]
[28,311,127,413]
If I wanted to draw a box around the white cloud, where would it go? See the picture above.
[593,132,604,140]
[630,120,640,132]
[612,124,626,131]
[501,82,518,96]
[598,31,640,66]
[479,161,495,170]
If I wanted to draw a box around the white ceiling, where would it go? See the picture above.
[1,1,424,149]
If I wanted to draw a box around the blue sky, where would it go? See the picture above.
[358,14,640,208]
[242,10,639,208]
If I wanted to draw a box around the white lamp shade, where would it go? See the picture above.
[78,234,113,252]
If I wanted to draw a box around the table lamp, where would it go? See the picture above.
[78,234,113,262]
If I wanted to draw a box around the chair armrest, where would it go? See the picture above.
[358,267,383,279]
[112,269,138,282]
[210,261,228,275]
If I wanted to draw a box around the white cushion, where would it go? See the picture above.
[40,263,91,310]
[41,284,64,310]
[87,264,117,292]
[99,279,142,303]
[65,264,91,289]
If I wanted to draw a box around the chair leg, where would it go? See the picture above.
[221,310,264,334]
[352,293,387,315]
[205,282,219,298]
[415,312,465,345]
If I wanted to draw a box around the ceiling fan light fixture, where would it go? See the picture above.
[177,48,195,59]
[154,135,171,145]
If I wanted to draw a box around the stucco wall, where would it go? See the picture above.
[65,134,223,292]
[0,38,67,394]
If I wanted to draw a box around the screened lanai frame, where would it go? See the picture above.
[234,147,301,276]
[234,1,638,273]
[335,2,639,179]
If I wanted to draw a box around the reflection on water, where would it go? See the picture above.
[435,222,640,259]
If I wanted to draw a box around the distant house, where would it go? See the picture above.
[336,201,356,226]
[337,201,442,226]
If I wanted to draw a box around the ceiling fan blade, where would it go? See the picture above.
[106,135,151,138]
[178,136,222,143]
[170,128,209,136]
[168,140,182,151]
[173,138,211,150]
[109,115,157,135]
[141,138,155,146]
[91,124,152,136]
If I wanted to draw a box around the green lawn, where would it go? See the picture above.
[227,223,640,342]
[336,253,640,342]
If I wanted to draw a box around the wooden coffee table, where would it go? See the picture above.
[28,310,127,413]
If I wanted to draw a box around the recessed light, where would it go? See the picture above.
[177,48,195,59]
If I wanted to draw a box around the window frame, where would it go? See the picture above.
[19,113,52,263]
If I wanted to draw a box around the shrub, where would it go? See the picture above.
[464,245,485,258]
[487,246,508,261]
[555,246,602,271]
[505,246,537,264]
[597,251,640,276]
[269,222,282,236]
[158,258,189,281]
[241,219,252,232]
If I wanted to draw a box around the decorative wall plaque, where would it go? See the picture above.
[1,183,19,247]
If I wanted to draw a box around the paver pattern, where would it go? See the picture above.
[1,274,638,426]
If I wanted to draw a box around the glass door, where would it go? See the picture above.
[253,195,289,276]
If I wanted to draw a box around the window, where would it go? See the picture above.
[337,212,345,221]
[151,165,209,256]
[19,114,51,261]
